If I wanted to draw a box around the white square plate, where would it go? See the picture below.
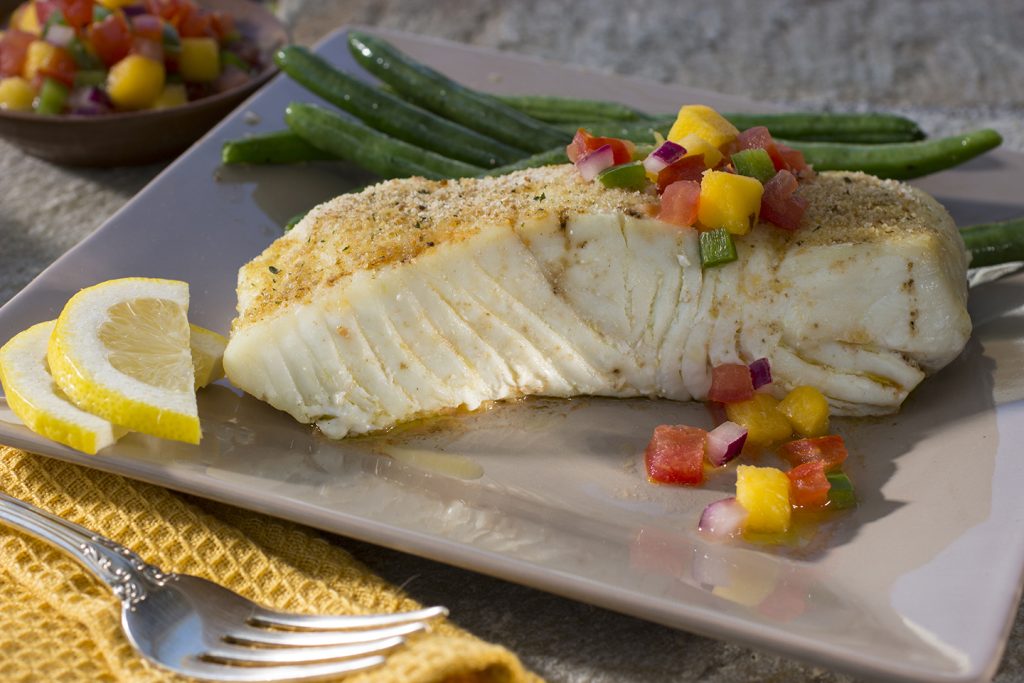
[2,27,1024,683]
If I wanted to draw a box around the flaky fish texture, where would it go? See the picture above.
[224,166,970,438]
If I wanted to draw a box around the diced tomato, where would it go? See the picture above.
[208,10,234,41]
[57,0,94,31]
[565,128,634,165]
[775,142,813,177]
[658,179,700,228]
[35,46,78,88]
[708,363,755,404]
[736,126,785,167]
[131,13,165,41]
[645,425,707,485]
[145,0,186,23]
[87,13,132,66]
[779,435,848,471]
[760,170,808,231]
[786,461,830,508]
[655,154,705,193]
[0,30,35,78]
[34,0,59,25]
[177,3,213,38]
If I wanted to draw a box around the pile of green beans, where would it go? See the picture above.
[222,32,1023,267]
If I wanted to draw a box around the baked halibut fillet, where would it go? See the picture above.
[224,166,970,438]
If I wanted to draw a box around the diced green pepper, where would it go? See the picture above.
[67,38,103,70]
[43,8,66,30]
[597,161,649,191]
[220,50,249,71]
[92,4,111,21]
[34,78,69,116]
[731,148,776,183]
[73,69,107,87]
[826,471,856,509]
[699,228,738,268]
[162,22,181,50]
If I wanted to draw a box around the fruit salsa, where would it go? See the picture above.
[568,104,856,543]
[0,0,263,114]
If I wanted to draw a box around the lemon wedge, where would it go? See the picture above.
[47,278,200,444]
[190,324,227,390]
[0,321,124,454]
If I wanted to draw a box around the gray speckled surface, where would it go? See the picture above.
[2,1,1024,681]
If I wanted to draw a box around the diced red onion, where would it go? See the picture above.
[705,420,747,466]
[642,140,687,175]
[749,357,772,389]
[69,87,113,116]
[575,144,616,181]
[698,497,748,539]
[44,24,75,48]
[122,4,148,16]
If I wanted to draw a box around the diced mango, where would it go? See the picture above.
[725,392,793,448]
[11,2,41,36]
[698,170,764,235]
[667,104,740,149]
[735,465,792,534]
[777,386,830,437]
[179,37,220,83]
[0,76,36,111]
[676,133,723,168]
[107,55,165,110]
[152,82,187,109]
[96,0,140,8]
[22,40,59,81]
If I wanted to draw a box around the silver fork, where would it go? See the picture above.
[0,490,447,681]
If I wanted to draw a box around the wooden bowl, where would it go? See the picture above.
[0,0,287,166]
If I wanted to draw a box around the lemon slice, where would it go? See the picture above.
[0,321,124,454]
[190,324,227,390]
[48,278,200,444]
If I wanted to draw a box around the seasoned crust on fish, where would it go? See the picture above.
[235,166,658,328]
[226,166,971,438]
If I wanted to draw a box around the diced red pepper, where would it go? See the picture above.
[655,154,706,194]
[145,0,186,23]
[208,10,234,41]
[177,3,214,38]
[760,170,808,231]
[645,425,707,485]
[57,0,95,31]
[658,180,700,228]
[566,128,634,165]
[708,363,755,404]
[779,435,849,471]
[0,30,35,78]
[786,461,830,508]
[87,13,133,66]
[34,46,78,88]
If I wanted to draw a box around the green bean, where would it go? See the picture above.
[275,46,524,168]
[347,31,567,152]
[221,130,337,165]
[960,218,1024,268]
[784,129,1003,180]
[285,103,482,180]
[495,94,653,123]
[725,112,924,143]
[560,112,924,144]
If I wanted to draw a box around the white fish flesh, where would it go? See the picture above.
[224,166,970,438]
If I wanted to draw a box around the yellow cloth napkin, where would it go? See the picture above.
[0,446,540,683]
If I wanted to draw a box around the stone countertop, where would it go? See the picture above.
[2,1,1023,681]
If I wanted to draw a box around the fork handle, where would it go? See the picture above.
[0,490,172,607]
